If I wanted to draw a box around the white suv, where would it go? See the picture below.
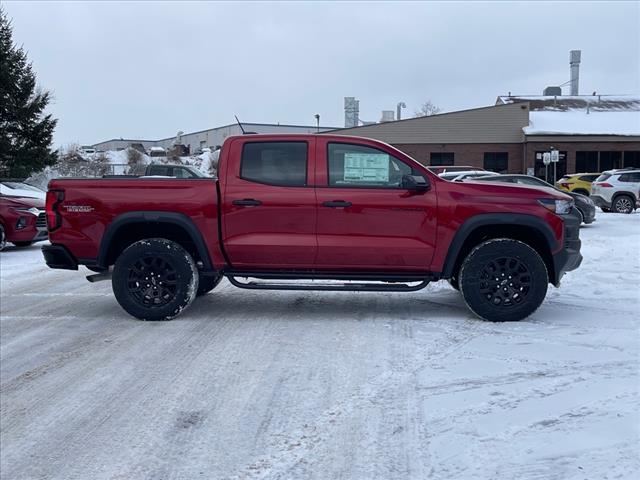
[590,168,640,214]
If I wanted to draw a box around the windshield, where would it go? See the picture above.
[1,182,43,191]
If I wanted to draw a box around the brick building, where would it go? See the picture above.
[329,95,640,180]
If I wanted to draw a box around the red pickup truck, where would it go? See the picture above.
[42,134,582,322]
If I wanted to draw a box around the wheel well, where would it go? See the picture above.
[612,191,636,202]
[104,222,202,267]
[449,224,554,282]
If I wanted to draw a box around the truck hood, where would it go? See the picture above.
[0,195,45,209]
[459,179,573,202]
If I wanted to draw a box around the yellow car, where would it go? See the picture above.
[556,173,600,195]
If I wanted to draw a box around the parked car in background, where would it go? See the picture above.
[556,173,601,195]
[127,164,207,178]
[439,170,500,182]
[148,146,166,157]
[590,168,640,214]
[429,165,486,175]
[79,146,97,158]
[0,195,47,251]
[472,174,596,224]
[0,180,46,201]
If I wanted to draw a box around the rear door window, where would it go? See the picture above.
[619,172,640,182]
[148,165,170,176]
[595,174,611,182]
[579,174,599,182]
[241,142,308,186]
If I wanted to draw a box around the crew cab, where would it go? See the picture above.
[42,134,582,322]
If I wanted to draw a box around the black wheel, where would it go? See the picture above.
[613,195,634,214]
[0,223,6,251]
[12,241,34,247]
[448,276,460,291]
[112,238,199,321]
[459,239,548,322]
[197,272,223,296]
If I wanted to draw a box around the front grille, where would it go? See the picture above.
[36,212,47,228]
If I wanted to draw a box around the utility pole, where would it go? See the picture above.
[314,114,320,133]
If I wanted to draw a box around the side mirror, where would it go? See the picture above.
[402,175,430,192]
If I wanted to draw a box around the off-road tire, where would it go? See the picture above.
[12,241,34,247]
[612,195,634,214]
[197,272,223,296]
[459,239,548,322]
[112,238,198,321]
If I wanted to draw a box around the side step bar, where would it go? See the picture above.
[226,275,430,292]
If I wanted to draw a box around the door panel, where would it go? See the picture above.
[221,138,317,268]
[315,139,437,271]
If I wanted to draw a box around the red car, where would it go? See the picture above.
[42,134,582,322]
[0,195,48,251]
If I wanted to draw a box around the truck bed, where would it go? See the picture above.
[46,177,222,267]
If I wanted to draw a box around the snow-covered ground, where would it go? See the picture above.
[1,212,638,479]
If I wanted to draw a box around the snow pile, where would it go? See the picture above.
[525,110,640,136]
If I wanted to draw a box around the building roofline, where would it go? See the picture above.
[323,102,527,133]
[93,122,338,146]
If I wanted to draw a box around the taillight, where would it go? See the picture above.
[46,190,64,231]
[595,182,613,188]
[559,182,571,188]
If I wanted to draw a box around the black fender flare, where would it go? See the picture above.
[97,211,213,270]
[441,213,559,278]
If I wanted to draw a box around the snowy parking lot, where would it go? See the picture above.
[1,212,639,480]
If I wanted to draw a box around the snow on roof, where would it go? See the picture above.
[524,109,640,136]
[498,95,640,112]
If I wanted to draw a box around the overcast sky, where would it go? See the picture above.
[4,0,639,146]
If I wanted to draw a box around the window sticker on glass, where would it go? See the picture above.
[344,153,389,182]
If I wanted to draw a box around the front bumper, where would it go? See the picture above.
[590,194,611,209]
[42,244,78,270]
[576,203,596,224]
[551,212,582,286]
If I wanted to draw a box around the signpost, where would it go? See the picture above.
[550,148,559,185]
[543,152,551,183]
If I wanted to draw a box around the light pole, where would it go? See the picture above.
[314,114,320,133]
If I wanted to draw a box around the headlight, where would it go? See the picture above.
[13,207,40,216]
[538,198,574,214]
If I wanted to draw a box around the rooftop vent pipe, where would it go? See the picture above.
[570,50,581,95]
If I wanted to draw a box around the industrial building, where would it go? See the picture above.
[331,95,640,180]
[334,50,639,180]
[92,122,336,153]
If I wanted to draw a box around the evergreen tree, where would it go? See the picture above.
[0,7,57,178]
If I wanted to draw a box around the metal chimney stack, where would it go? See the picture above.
[344,97,360,128]
[570,50,581,95]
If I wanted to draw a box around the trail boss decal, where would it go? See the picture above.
[64,205,94,213]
